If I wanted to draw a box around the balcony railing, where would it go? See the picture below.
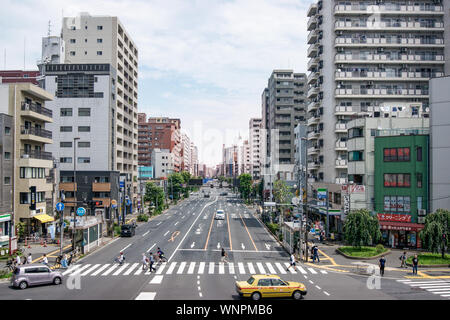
[20,149,53,161]
[335,70,444,80]
[335,88,429,96]
[335,37,444,46]
[21,102,52,118]
[336,159,348,167]
[335,4,443,14]
[335,141,347,150]
[20,126,52,139]
[335,20,444,29]
[335,53,444,63]
[335,123,347,132]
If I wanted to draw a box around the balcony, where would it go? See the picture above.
[92,182,111,192]
[335,37,445,48]
[335,70,445,81]
[307,30,318,44]
[21,102,53,122]
[308,130,320,140]
[59,182,77,192]
[307,71,319,85]
[335,88,429,99]
[335,159,348,168]
[334,4,443,15]
[335,178,348,185]
[335,123,347,133]
[335,20,444,31]
[335,141,347,151]
[20,126,52,144]
[20,149,52,161]
[307,16,317,31]
[308,146,320,155]
[307,3,317,17]
[307,43,318,58]
[308,161,320,169]
[307,100,319,113]
[335,106,356,116]
[307,116,320,127]
[307,86,319,99]
[335,53,445,64]
[307,56,319,71]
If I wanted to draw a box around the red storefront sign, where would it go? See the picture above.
[377,213,412,223]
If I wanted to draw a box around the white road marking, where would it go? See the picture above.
[320,270,328,274]
[309,280,314,284]
[256,262,266,274]
[397,279,412,282]
[166,262,177,274]
[275,262,287,274]
[155,262,167,274]
[199,292,203,297]
[219,262,225,274]
[308,267,318,274]
[241,243,245,250]
[71,264,91,276]
[265,263,277,274]
[284,263,297,274]
[174,222,179,226]
[432,291,450,294]
[265,243,271,250]
[217,242,221,249]
[142,231,149,237]
[102,264,119,276]
[120,244,132,252]
[203,215,207,220]
[198,286,201,291]
[316,285,321,290]
[229,262,235,274]
[90,264,110,276]
[188,262,196,274]
[62,265,81,276]
[164,231,170,236]
[157,222,162,226]
[247,262,256,274]
[123,263,139,275]
[177,262,187,274]
[135,292,156,300]
[147,243,156,253]
[182,216,185,219]
[296,266,307,274]
[198,262,205,274]
[80,264,101,276]
[191,242,196,248]
[324,291,330,296]
[208,262,215,274]
[134,267,144,275]
[113,263,130,276]
[427,288,450,292]
[150,275,164,284]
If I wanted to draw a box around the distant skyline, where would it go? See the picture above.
[0,0,313,166]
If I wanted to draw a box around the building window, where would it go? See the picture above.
[70,39,76,44]
[20,167,45,179]
[417,173,423,188]
[60,108,73,117]
[417,147,422,161]
[348,151,363,161]
[78,126,91,132]
[4,152,11,160]
[348,127,364,139]
[97,26,103,30]
[78,108,91,116]
[60,157,72,163]
[78,142,91,148]
[383,174,411,187]
[383,148,410,162]
[97,51,103,56]
[4,127,11,135]
[384,196,411,213]
[70,51,76,56]
[78,157,90,163]
[4,177,11,185]
[97,39,103,43]
[60,126,72,132]
[60,176,74,183]
[60,142,73,148]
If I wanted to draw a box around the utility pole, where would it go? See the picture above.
[302,137,309,263]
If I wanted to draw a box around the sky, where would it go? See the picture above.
[0,0,313,166]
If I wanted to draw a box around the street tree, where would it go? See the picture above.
[238,173,252,202]
[258,178,264,200]
[168,172,185,200]
[343,209,381,247]
[273,179,293,221]
[420,209,450,258]
[144,182,165,214]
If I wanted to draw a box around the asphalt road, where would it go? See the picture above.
[0,186,448,300]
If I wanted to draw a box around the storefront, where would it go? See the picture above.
[69,216,104,253]
[0,214,12,248]
[378,213,424,248]
[32,214,55,237]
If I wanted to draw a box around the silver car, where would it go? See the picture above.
[11,264,63,289]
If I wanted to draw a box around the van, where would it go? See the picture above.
[11,264,63,289]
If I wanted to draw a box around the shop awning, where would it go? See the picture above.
[33,214,55,223]
[379,221,424,232]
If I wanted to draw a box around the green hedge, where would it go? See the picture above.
[406,253,450,266]
[137,214,149,222]
[339,246,388,258]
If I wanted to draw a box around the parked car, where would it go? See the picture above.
[120,224,136,237]
[11,264,63,290]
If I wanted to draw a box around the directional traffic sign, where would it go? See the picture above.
[56,202,65,211]
[127,199,131,206]
[76,207,86,217]
[111,200,117,208]
[120,181,125,188]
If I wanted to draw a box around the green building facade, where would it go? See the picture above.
[374,133,429,248]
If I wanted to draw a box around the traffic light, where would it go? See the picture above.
[29,186,36,210]
[89,200,103,211]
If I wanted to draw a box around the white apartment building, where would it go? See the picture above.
[306,0,446,190]
[181,132,191,173]
[152,149,174,179]
[249,118,262,180]
[190,143,198,176]
[62,12,139,204]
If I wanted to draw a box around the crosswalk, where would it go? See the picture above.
[397,279,450,299]
[60,261,329,278]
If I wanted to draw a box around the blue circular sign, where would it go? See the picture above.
[76,207,86,216]
[56,202,65,211]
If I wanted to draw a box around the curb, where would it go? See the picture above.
[406,262,450,268]
[336,247,391,260]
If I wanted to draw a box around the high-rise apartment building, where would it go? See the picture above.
[62,12,139,205]
[249,118,262,180]
[138,114,181,172]
[306,0,446,190]
[190,142,198,176]
[181,132,191,173]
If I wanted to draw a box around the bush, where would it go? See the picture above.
[137,214,149,222]
[266,223,280,235]
[376,244,384,253]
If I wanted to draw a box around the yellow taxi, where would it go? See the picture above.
[235,274,307,300]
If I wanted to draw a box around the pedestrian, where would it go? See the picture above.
[399,251,407,268]
[16,254,22,266]
[412,254,419,275]
[313,245,320,263]
[67,253,73,266]
[379,255,386,277]
[142,253,148,270]
[42,254,49,266]
[287,253,296,271]
[22,255,27,265]
[148,253,156,272]
[221,248,229,264]
[26,253,32,265]
[61,254,68,269]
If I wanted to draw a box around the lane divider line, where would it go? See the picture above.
[239,212,258,251]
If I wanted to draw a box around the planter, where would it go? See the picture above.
[336,247,391,260]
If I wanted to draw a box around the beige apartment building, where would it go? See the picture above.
[0,83,55,234]
[62,12,139,205]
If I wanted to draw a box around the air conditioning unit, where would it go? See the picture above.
[418,209,426,216]
[418,216,426,224]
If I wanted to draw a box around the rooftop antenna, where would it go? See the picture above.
[48,20,52,36]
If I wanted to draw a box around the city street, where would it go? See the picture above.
[0,186,447,301]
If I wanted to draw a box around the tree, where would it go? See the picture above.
[144,182,165,214]
[420,209,450,258]
[168,172,185,200]
[238,174,252,201]
[343,209,381,247]
[273,180,292,204]
[258,178,264,201]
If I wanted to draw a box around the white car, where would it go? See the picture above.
[215,210,225,220]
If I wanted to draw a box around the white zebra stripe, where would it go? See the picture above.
[166,262,177,274]
[256,262,266,274]
[62,265,81,276]
[187,262,196,274]
[90,264,110,276]
[275,262,287,274]
[155,262,167,275]
[307,267,318,274]
[80,264,101,276]
[123,263,139,275]
[247,262,256,274]
[198,262,205,274]
[177,262,187,274]
[238,262,245,274]
[228,262,235,274]
[102,264,119,276]
[208,262,215,274]
[265,262,277,274]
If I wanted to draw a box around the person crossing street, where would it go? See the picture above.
[142,253,149,270]
[221,248,229,264]
[287,253,297,271]
[148,252,156,272]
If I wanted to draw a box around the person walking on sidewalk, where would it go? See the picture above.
[61,254,68,269]
[399,251,407,268]
[148,253,156,272]
[379,255,386,276]
[42,254,49,266]
[312,246,320,263]
[26,253,32,265]
[412,254,419,275]
[287,253,296,271]
[15,254,21,266]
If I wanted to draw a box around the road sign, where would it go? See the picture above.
[120,181,125,188]
[56,202,65,211]
[111,200,117,209]
[317,188,327,200]
[127,199,131,206]
[76,207,86,216]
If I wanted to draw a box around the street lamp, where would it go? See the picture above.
[72,137,80,251]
